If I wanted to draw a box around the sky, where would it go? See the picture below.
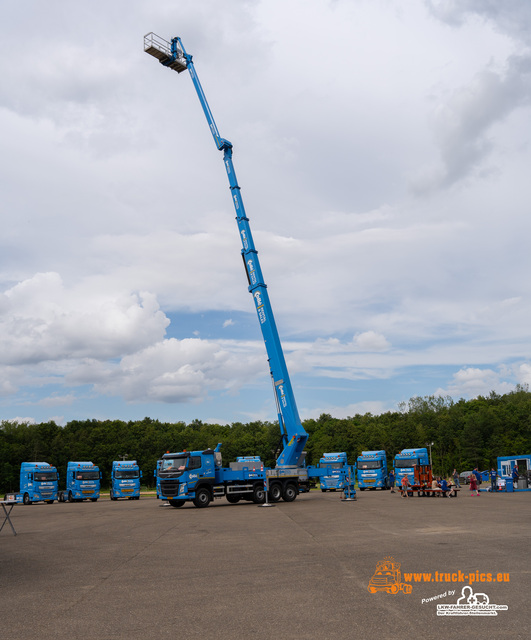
[1,0,531,426]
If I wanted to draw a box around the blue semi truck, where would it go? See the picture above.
[357,451,389,490]
[393,448,429,486]
[12,462,59,504]
[58,461,101,502]
[110,460,142,500]
[319,453,355,492]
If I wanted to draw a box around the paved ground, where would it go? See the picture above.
[1,488,528,640]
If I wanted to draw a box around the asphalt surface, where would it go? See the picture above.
[1,488,528,640]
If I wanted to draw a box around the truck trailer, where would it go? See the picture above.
[110,460,142,500]
[58,461,101,503]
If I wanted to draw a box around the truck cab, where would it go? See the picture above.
[59,461,101,502]
[393,448,429,486]
[17,462,59,504]
[357,450,388,490]
[110,460,142,500]
[318,452,353,492]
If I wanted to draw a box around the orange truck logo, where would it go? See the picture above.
[368,557,412,594]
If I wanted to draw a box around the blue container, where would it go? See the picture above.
[506,479,514,492]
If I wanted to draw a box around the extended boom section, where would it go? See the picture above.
[144,33,308,468]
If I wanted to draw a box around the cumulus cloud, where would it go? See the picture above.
[435,366,514,398]
[67,337,266,404]
[0,273,169,365]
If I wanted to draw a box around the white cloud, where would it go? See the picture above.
[67,337,266,404]
[0,273,169,365]
[435,366,514,398]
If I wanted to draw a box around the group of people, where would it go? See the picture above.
[387,464,520,498]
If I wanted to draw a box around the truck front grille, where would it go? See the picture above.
[160,479,180,497]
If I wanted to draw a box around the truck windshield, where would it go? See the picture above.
[322,462,342,469]
[359,461,382,470]
[76,471,99,480]
[115,470,139,479]
[394,459,419,469]
[34,472,58,482]
[161,457,188,472]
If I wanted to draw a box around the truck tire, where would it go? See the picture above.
[90,498,98,502]
[268,483,282,502]
[23,493,31,505]
[282,483,298,502]
[226,495,240,504]
[46,500,54,504]
[252,485,265,504]
[110,490,117,501]
[168,499,185,508]
[193,487,211,508]
[58,492,64,502]
[68,491,74,503]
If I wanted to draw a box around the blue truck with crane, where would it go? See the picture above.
[58,461,101,503]
[144,33,355,507]
[110,460,142,500]
[10,462,59,504]
[393,448,429,487]
[357,450,389,490]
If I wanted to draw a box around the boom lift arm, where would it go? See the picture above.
[144,33,308,468]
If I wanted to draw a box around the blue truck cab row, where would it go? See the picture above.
[393,448,429,486]
[357,451,389,490]
[110,460,142,500]
[58,461,101,503]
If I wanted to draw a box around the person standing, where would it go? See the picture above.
[388,470,395,493]
[401,474,411,498]
[469,472,479,496]
[512,464,519,490]
[452,469,460,488]
[490,468,497,492]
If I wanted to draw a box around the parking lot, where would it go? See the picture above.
[1,489,529,639]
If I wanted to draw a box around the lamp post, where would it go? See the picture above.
[426,442,434,468]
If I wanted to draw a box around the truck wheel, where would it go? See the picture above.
[90,498,98,502]
[68,492,74,503]
[23,493,31,505]
[46,500,54,504]
[193,488,211,508]
[252,485,265,504]
[282,483,298,502]
[269,483,282,502]
[110,490,117,501]
[226,495,240,504]
[168,500,185,508]
[359,487,365,491]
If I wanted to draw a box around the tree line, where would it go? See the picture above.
[1,387,530,493]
